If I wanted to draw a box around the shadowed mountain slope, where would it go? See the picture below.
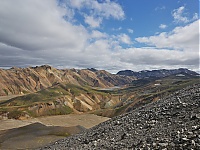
[117,68,199,79]
[0,122,85,149]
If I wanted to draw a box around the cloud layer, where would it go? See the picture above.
[0,0,199,73]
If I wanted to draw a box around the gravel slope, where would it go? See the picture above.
[39,83,200,150]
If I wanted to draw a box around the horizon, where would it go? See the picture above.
[0,0,199,73]
[0,64,199,74]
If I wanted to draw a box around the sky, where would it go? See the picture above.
[0,0,199,73]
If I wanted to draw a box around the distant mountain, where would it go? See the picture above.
[0,65,135,96]
[117,68,199,79]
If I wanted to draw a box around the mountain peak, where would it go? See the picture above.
[87,68,98,72]
[31,65,53,70]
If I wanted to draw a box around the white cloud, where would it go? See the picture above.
[159,24,167,29]
[112,27,122,31]
[68,0,84,9]
[136,20,199,51]
[90,30,107,39]
[118,34,132,45]
[0,0,89,68]
[127,29,134,33]
[155,6,166,11]
[133,20,199,72]
[68,0,125,28]
[192,13,198,21]
[0,0,88,51]
[172,6,198,24]
[84,15,102,28]
[115,46,199,72]
[172,6,189,23]
[68,0,125,20]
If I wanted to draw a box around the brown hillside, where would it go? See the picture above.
[0,65,135,96]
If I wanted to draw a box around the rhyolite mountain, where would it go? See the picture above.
[1,66,198,96]
[1,69,198,119]
[117,68,199,79]
[0,65,135,96]
[0,65,135,118]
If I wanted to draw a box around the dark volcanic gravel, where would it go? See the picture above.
[39,84,200,150]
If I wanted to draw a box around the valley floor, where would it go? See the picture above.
[0,113,110,131]
[0,114,109,149]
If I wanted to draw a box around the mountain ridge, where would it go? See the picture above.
[117,68,199,79]
[0,65,135,96]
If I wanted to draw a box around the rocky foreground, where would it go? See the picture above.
[39,84,200,150]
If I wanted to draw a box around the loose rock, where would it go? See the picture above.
[38,84,200,150]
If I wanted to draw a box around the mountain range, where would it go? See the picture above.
[1,65,198,96]
[117,68,199,78]
[0,65,199,119]
[0,65,135,96]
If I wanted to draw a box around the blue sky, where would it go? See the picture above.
[119,0,198,37]
[0,0,199,72]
